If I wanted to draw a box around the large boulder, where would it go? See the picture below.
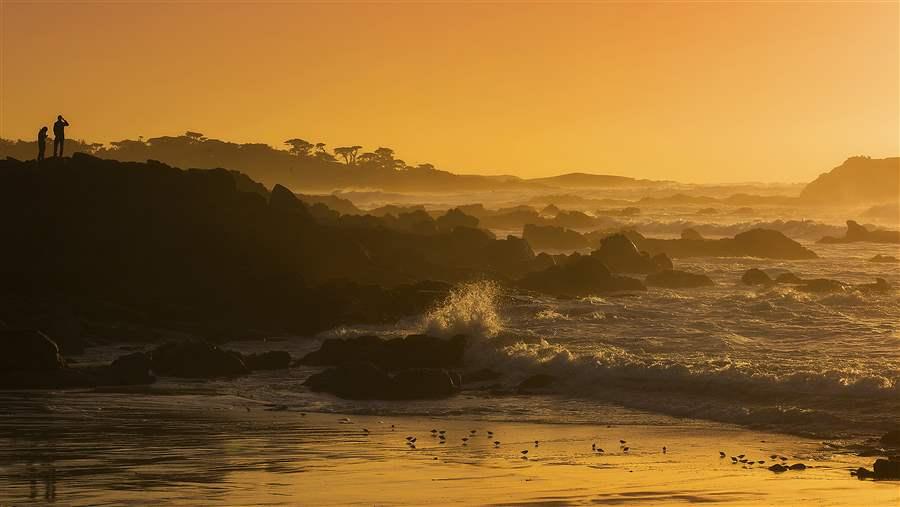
[645,270,715,289]
[741,268,772,286]
[106,352,155,385]
[517,254,646,297]
[435,208,479,232]
[300,334,467,370]
[0,330,65,372]
[304,361,460,400]
[634,229,818,259]
[151,341,248,378]
[873,459,900,480]
[522,224,589,250]
[592,234,661,273]
[241,350,292,371]
[818,220,900,244]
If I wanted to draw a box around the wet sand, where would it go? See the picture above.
[0,391,896,506]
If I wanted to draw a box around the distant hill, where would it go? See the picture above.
[800,156,900,205]
[527,172,667,188]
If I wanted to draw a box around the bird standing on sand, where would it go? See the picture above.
[620,440,626,445]
[494,441,501,448]
[662,446,667,454]
[622,447,629,453]
[592,443,596,451]
[534,440,539,447]
[521,450,529,459]
[720,451,726,458]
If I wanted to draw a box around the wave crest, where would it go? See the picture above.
[422,280,503,338]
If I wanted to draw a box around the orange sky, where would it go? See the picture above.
[1,1,898,182]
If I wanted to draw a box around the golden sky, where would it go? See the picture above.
[1,1,898,182]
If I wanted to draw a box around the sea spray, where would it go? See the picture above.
[422,280,503,338]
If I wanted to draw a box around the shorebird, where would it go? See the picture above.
[731,457,737,463]
[592,443,596,451]
[534,440,539,447]
[779,456,788,461]
[662,446,667,454]
[769,454,777,459]
[406,436,414,441]
[521,450,529,456]
[439,430,446,435]
[737,454,745,459]
[391,424,395,431]
[487,431,494,436]
[494,441,501,447]
[620,440,626,445]
[720,451,726,458]
[470,430,477,435]
[596,448,604,453]
[431,429,438,436]
[622,447,629,453]
[362,428,370,434]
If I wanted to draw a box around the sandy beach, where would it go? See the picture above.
[0,391,896,506]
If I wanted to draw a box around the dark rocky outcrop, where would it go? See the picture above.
[680,228,704,240]
[300,334,467,370]
[873,459,900,479]
[240,351,292,371]
[517,254,646,297]
[633,229,817,260]
[741,269,891,293]
[303,361,460,400]
[741,268,773,286]
[800,156,900,205]
[881,429,900,447]
[0,330,155,389]
[592,234,670,274]
[818,221,900,244]
[151,341,248,378]
[645,270,715,289]
[522,224,589,250]
[517,374,557,392]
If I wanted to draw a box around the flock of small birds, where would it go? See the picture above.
[343,418,805,471]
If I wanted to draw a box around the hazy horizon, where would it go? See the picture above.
[2,2,897,183]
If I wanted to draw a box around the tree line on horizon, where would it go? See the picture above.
[0,132,449,190]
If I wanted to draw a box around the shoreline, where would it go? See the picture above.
[0,392,897,506]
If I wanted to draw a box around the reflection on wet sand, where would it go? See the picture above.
[1,392,897,506]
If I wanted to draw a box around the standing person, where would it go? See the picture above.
[53,115,69,157]
[37,126,48,162]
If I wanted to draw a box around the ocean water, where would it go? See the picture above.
[195,239,900,441]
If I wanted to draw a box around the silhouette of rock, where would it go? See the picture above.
[742,268,772,286]
[817,220,900,244]
[304,361,460,400]
[522,224,589,250]
[0,330,65,372]
[240,351,292,371]
[873,459,900,479]
[300,334,466,370]
[645,270,714,288]
[681,228,704,240]
[592,234,663,273]
[634,229,817,259]
[436,208,479,232]
[107,352,155,385]
[518,374,557,392]
[151,341,248,378]
[517,254,645,296]
[870,254,899,263]
[800,156,900,205]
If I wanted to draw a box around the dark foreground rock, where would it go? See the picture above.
[304,361,460,399]
[873,459,900,479]
[0,330,155,388]
[300,334,466,370]
[151,341,248,378]
[740,269,891,293]
[522,223,589,250]
[517,254,645,297]
[645,270,715,288]
[593,234,671,274]
[818,220,900,244]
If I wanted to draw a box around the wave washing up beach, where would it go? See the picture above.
[1,239,898,506]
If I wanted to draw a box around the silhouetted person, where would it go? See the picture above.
[53,115,69,157]
[37,126,48,162]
